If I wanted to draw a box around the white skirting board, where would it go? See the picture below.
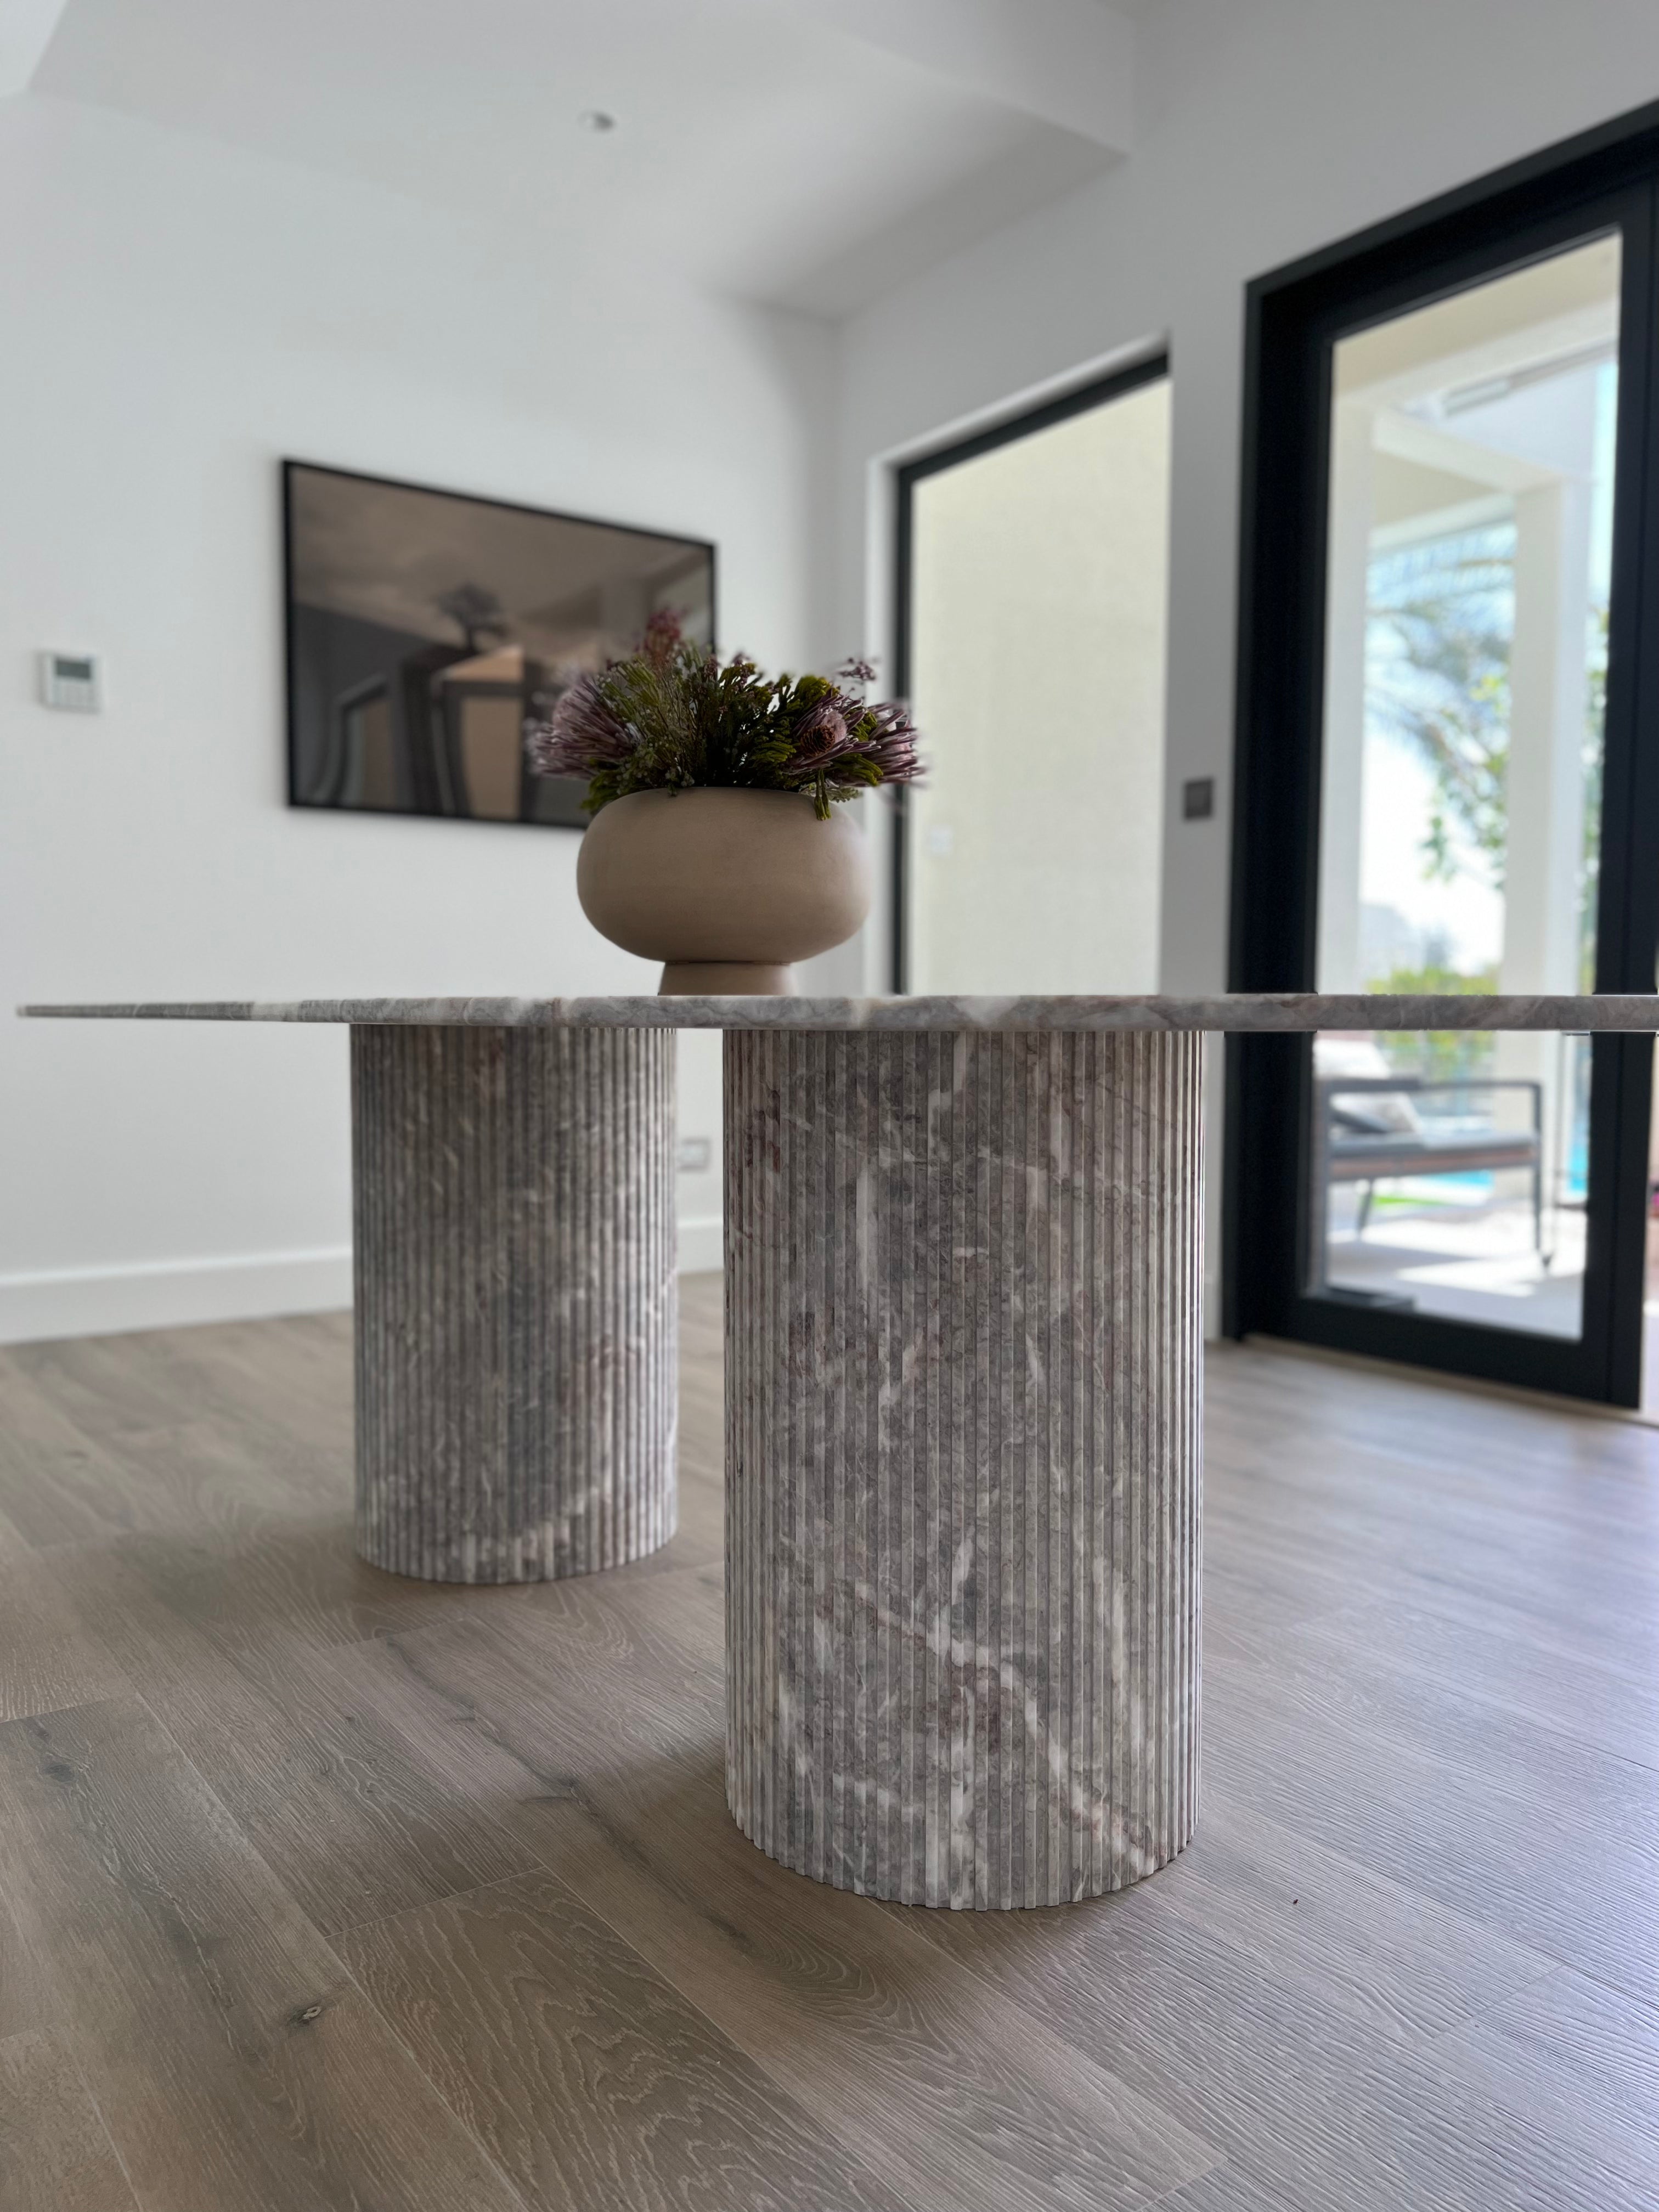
[0,1217,726,1346]
[0,1248,356,1346]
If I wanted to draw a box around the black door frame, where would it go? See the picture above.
[1227,100,1659,1405]
[890,352,1170,994]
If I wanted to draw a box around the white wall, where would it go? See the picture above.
[16,1,1659,1344]
[0,95,831,1340]
[833,0,1659,1322]
[907,376,1169,995]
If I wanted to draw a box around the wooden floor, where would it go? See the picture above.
[2,1278,1657,2211]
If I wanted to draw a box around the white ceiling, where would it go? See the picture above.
[24,0,1141,313]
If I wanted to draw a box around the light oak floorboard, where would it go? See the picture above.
[0,1888,60,2044]
[1431,1966,1659,2195]
[348,1588,1220,2212]
[58,1544,540,1935]
[340,1869,913,2212]
[0,1364,140,1550]
[0,1698,526,2211]
[0,2027,136,2212]
[0,1279,1654,2210]
[0,1511,129,1722]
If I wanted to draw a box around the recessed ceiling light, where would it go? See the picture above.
[579,110,617,133]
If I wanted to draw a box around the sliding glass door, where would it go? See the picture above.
[1312,236,1618,1341]
[1231,122,1659,1404]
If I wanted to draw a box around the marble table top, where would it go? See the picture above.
[20,993,1659,1032]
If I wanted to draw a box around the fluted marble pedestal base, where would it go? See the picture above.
[352,1025,676,1582]
[725,1028,1201,1908]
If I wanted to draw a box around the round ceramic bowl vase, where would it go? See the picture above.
[577,787,872,995]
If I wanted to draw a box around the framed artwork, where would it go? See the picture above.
[283,461,715,828]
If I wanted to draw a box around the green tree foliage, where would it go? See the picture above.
[1369,960,1499,1083]
[1365,528,1513,887]
[1367,526,1607,992]
[1580,602,1607,991]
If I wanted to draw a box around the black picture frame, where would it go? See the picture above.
[1227,99,1659,1406]
[282,460,718,832]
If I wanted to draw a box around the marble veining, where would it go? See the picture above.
[724,1027,1202,1908]
[20,992,1659,1031]
[353,1024,676,1582]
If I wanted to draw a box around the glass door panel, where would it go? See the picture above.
[1308,235,1621,1341]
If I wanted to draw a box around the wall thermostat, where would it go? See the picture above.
[40,651,101,712]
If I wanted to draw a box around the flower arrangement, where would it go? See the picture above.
[526,613,922,821]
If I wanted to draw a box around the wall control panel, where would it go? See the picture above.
[40,651,101,712]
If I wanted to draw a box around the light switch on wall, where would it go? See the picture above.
[40,651,101,712]
[678,1136,712,1173]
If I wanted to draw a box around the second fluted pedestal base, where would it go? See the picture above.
[352,1024,677,1583]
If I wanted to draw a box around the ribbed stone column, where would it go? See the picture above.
[725,1028,1201,1908]
[352,1024,676,1582]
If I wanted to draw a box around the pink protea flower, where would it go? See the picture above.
[524,671,632,777]
[860,699,922,782]
[787,700,856,772]
[823,684,869,729]
[640,607,684,670]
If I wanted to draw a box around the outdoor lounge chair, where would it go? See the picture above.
[1308,1070,1545,1296]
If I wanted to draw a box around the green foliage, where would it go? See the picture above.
[1581,602,1608,991]
[1364,960,1499,1082]
[530,621,918,821]
[1368,531,1607,984]
[1366,532,1511,886]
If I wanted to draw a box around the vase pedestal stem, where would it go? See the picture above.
[659,961,795,996]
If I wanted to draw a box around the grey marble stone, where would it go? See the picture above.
[724,1026,1203,1908]
[20,991,1659,1031]
[352,1024,676,1582]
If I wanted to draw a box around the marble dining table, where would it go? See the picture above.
[24,990,1659,1911]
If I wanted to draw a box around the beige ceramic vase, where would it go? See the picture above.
[577,787,872,995]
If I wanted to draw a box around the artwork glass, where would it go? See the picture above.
[285,462,714,827]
